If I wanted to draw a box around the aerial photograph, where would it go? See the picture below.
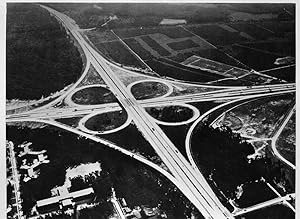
[6,2,295,219]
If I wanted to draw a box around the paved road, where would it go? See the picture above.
[233,193,295,216]
[6,83,295,121]
[7,5,295,219]
[271,106,296,169]
[40,5,235,219]
[7,141,22,219]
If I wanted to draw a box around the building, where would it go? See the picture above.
[36,187,94,215]
[18,142,50,182]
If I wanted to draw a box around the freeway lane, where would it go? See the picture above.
[6,85,295,121]
[41,5,233,219]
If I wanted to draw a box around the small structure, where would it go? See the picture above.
[274,56,295,65]
[159,18,187,25]
[36,187,94,215]
[18,142,49,182]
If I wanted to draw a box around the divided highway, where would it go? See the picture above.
[6,83,295,121]
[40,5,234,219]
[7,5,295,219]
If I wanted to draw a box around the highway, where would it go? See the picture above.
[6,83,295,121]
[6,4,295,219]
[40,5,234,219]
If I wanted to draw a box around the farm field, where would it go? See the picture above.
[123,38,153,60]
[167,39,200,51]
[85,29,118,43]
[140,35,171,56]
[84,19,297,84]
[228,23,274,40]
[146,58,223,83]
[95,41,146,68]
[240,40,295,57]
[222,44,281,71]
[170,48,248,69]
[114,26,193,39]
[182,55,251,78]
[86,23,252,83]
[186,24,249,46]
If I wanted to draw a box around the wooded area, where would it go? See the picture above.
[7,3,82,100]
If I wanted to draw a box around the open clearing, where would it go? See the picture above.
[71,86,116,105]
[84,110,128,133]
[214,93,295,139]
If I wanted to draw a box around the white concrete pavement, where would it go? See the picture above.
[233,193,295,216]
[41,5,233,219]
[6,83,295,121]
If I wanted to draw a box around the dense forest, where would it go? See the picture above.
[7,3,82,100]
[192,123,294,200]
[46,3,294,29]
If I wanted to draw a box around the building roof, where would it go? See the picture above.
[37,187,94,208]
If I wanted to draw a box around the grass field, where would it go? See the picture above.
[146,105,194,123]
[167,39,200,51]
[56,116,82,128]
[85,110,127,132]
[71,86,116,105]
[124,38,153,60]
[241,40,295,57]
[85,29,118,43]
[223,44,280,71]
[187,24,248,46]
[147,58,223,82]
[170,48,248,69]
[186,56,234,74]
[140,35,171,56]
[95,41,146,68]
[114,26,193,39]
[78,65,105,87]
[229,23,274,40]
[131,81,170,100]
